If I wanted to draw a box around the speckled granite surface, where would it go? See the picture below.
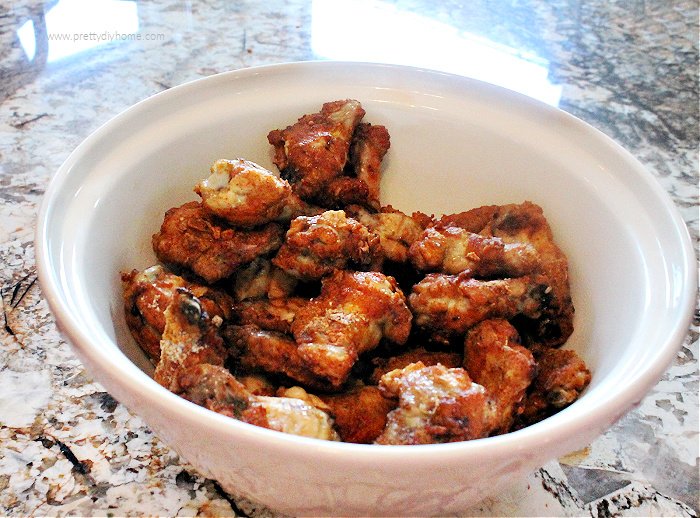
[0,0,697,516]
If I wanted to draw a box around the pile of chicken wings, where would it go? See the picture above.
[122,99,590,445]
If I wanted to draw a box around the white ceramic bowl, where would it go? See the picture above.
[36,62,696,516]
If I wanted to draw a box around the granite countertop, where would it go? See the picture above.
[0,1,697,516]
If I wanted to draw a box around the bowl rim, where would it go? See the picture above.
[35,60,698,461]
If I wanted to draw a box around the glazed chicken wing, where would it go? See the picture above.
[153,288,227,392]
[409,273,550,338]
[267,99,366,200]
[152,201,284,284]
[516,346,591,427]
[463,319,536,433]
[291,270,413,388]
[272,210,380,281]
[121,265,233,362]
[409,225,541,277]
[376,362,497,445]
[178,364,339,440]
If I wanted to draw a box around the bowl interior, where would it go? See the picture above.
[39,62,695,446]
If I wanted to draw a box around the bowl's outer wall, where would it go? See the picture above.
[37,62,697,515]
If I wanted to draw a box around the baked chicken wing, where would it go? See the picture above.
[272,210,380,281]
[152,201,284,284]
[409,273,550,338]
[440,202,573,346]
[121,265,233,362]
[267,99,366,200]
[153,288,227,392]
[516,346,591,427]
[178,364,339,440]
[291,270,413,388]
[463,319,536,433]
[375,362,497,445]
[345,122,391,209]
[409,225,541,277]
[347,205,432,264]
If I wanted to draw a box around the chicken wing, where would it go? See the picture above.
[267,99,366,200]
[370,347,462,385]
[409,225,541,277]
[409,273,550,338]
[223,324,331,390]
[231,258,297,301]
[347,205,432,264]
[480,202,574,346]
[177,363,339,440]
[291,270,413,388]
[345,122,391,210]
[194,158,294,227]
[463,319,536,433]
[153,288,227,392]
[516,346,591,427]
[317,385,396,443]
[233,296,306,334]
[121,265,234,362]
[375,362,497,445]
[272,210,380,281]
[152,201,284,284]
[440,202,573,346]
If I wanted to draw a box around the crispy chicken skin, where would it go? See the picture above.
[178,364,339,440]
[223,324,332,390]
[272,210,381,281]
[370,347,462,385]
[440,202,573,346]
[347,205,432,264]
[346,122,391,209]
[409,225,541,277]
[121,265,233,362]
[267,99,366,200]
[194,159,294,227]
[409,273,550,338]
[152,201,284,284]
[291,270,413,388]
[153,288,227,392]
[376,362,497,445]
[317,385,396,443]
[517,346,591,427]
[464,319,536,433]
